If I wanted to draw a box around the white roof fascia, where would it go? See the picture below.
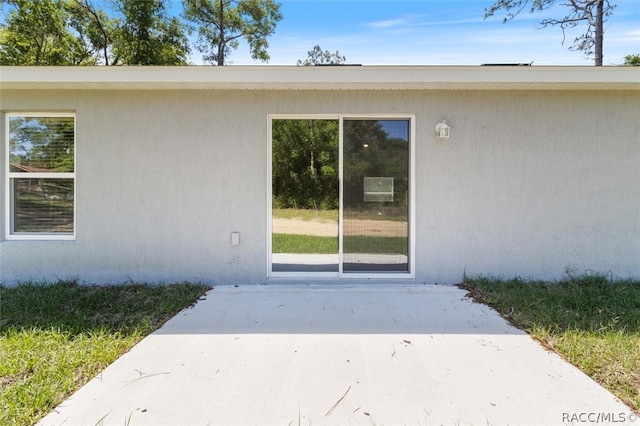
[0,65,638,91]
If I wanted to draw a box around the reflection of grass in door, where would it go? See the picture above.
[273,234,408,255]
[272,234,338,254]
[344,236,408,255]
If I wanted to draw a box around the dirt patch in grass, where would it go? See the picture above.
[272,218,407,237]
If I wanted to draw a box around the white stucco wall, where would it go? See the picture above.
[1,88,638,285]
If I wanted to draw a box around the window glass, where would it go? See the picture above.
[342,119,409,273]
[12,178,74,233]
[271,118,340,272]
[269,116,413,277]
[9,116,74,173]
[7,114,75,238]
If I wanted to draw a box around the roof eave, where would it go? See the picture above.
[1,65,638,91]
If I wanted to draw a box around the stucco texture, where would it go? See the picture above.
[1,89,638,284]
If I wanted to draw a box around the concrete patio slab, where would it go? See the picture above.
[37,284,635,426]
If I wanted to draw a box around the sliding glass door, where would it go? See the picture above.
[271,118,339,273]
[342,119,409,273]
[269,115,413,278]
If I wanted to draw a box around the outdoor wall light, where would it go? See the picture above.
[435,120,450,139]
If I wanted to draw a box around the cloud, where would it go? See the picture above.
[364,14,490,37]
[364,14,424,29]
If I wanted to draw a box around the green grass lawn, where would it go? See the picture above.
[272,233,407,255]
[0,281,210,426]
[272,233,338,254]
[461,275,640,414]
[4,275,638,424]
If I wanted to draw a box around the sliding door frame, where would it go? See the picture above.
[267,113,416,280]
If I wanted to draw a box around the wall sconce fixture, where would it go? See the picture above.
[435,120,450,139]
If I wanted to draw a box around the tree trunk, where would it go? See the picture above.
[595,0,603,66]
[309,122,316,177]
[78,1,111,65]
[35,35,44,65]
[217,0,225,65]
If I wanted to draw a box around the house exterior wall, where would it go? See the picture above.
[1,88,638,285]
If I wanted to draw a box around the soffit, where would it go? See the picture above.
[0,66,638,91]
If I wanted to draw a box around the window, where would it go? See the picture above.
[6,113,75,239]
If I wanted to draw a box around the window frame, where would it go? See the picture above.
[5,112,76,241]
[267,113,416,279]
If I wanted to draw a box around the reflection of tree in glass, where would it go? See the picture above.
[9,117,74,173]
[343,120,409,211]
[272,119,339,210]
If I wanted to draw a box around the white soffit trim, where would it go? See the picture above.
[0,66,638,91]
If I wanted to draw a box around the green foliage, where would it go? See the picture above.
[343,120,409,210]
[272,119,409,213]
[0,0,190,65]
[1,0,284,66]
[114,0,190,65]
[624,54,640,66]
[462,274,640,412]
[0,281,210,425]
[65,0,119,65]
[297,44,346,66]
[0,0,88,65]
[182,0,282,65]
[272,119,339,210]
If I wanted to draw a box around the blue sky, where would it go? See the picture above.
[1,0,636,65]
[216,0,640,66]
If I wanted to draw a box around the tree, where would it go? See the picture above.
[624,54,640,66]
[113,0,190,65]
[182,0,282,65]
[484,0,616,66]
[0,0,88,65]
[66,0,118,65]
[0,0,191,66]
[297,45,346,66]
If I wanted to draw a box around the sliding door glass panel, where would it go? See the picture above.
[271,119,339,272]
[342,119,409,273]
